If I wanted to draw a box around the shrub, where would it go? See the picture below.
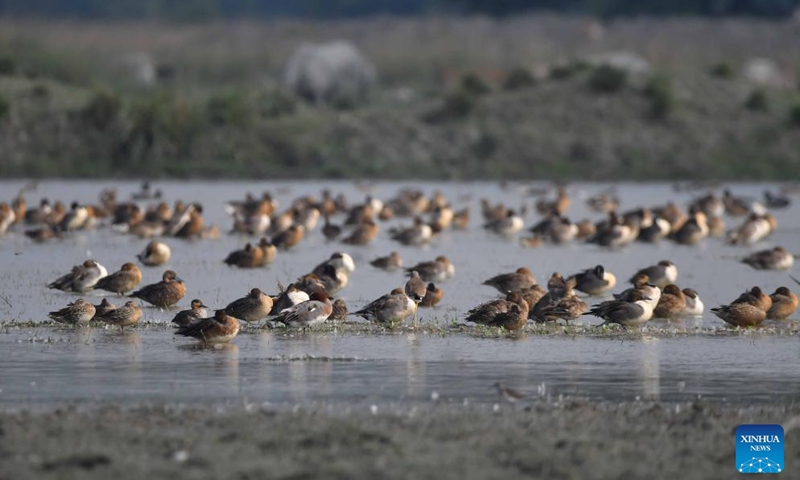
[744,89,769,111]
[207,90,251,126]
[423,89,476,124]
[30,84,50,100]
[503,67,536,91]
[461,73,491,96]
[643,74,675,119]
[789,101,800,126]
[549,60,588,81]
[709,62,734,79]
[588,65,627,93]
[256,87,297,119]
[81,89,122,129]
[0,94,9,119]
[0,56,15,75]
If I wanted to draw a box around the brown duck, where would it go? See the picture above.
[94,262,143,295]
[129,270,186,308]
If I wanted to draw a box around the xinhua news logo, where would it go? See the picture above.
[736,424,784,474]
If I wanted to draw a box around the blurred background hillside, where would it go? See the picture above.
[1,0,800,179]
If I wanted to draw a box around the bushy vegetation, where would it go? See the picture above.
[503,67,536,91]
[744,89,769,111]
[642,74,675,119]
[588,65,627,93]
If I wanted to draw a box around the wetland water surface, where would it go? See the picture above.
[1,181,799,408]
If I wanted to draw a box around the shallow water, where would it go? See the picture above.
[1,180,799,408]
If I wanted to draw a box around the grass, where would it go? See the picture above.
[1,17,800,179]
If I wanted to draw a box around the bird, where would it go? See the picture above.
[171,299,209,327]
[48,260,108,293]
[482,267,536,294]
[129,270,186,308]
[352,288,416,324]
[269,283,310,315]
[405,256,455,282]
[273,291,333,328]
[767,286,798,320]
[322,215,342,240]
[273,224,304,250]
[493,382,527,404]
[48,298,96,325]
[390,217,433,245]
[711,301,766,327]
[653,285,687,318]
[741,246,794,271]
[370,251,403,271]
[93,262,143,295]
[465,291,529,330]
[136,240,171,267]
[341,219,379,246]
[629,261,677,289]
[681,288,704,316]
[420,283,444,307]
[404,271,427,304]
[330,299,349,321]
[568,265,616,296]
[531,273,586,323]
[585,287,661,329]
[175,310,240,344]
[223,288,273,323]
[95,300,143,331]
[223,242,265,269]
[93,298,117,319]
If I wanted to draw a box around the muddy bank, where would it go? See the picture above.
[2,401,798,480]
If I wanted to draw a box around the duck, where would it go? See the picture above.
[741,246,794,271]
[322,215,342,240]
[330,299,349,321]
[272,224,304,250]
[269,283,310,315]
[637,215,671,243]
[390,217,433,245]
[711,301,766,327]
[452,208,470,230]
[48,298,96,325]
[482,267,536,294]
[731,286,772,312]
[95,300,143,331]
[586,191,619,213]
[568,265,616,296]
[58,202,89,232]
[273,291,333,328]
[670,209,708,245]
[585,288,661,329]
[171,204,205,239]
[767,287,798,320]
[93,298,117,319]
[764,190,790,209]
[653,285,687,318]
[353,288,416,324]
[370,251,403,271]
[531,273,586,323]
[518,285,547,309]
[404,271,428,304]
[419,283,444,307]
[726,213,775,246]
[224,242,265,269]
[309,264,348,295]
[136,240,171,267]
[465,291,529,330]
[681,288,704,316]
[690,193,725,219]
[723,190,752,217]
[313,252,356,277]
[405,256,455,282]
[223,288,273,323]
[630,261,677,289]
[341,219,379,246]
[484,210,524,236]
[536,186,570,216]
[94,262,143,295]
[652,202,687,234]
[171,299,209,327]
[48,260,108,293]
[519,234,544,248]
[589,212,639,248]
[129,270,186,308]
[175,310,240,344]
[0,203,15,235]
[257,237,278,265]
[548,217,579,244]
[614,273,650,302]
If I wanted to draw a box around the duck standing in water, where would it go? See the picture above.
[96,300,143,331]
[129,270,186,308]
[136,240,171,267]
[175,310,240,344]
[171,299,209,327]
[223,288,273,323]
[568,265,616,296]
[93,262,142,295]
[48,298,96,325]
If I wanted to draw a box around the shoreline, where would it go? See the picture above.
[2,400,798,479]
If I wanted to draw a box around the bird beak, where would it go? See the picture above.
[176,276,185,284]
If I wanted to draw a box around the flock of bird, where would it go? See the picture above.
[2,181,798,344]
